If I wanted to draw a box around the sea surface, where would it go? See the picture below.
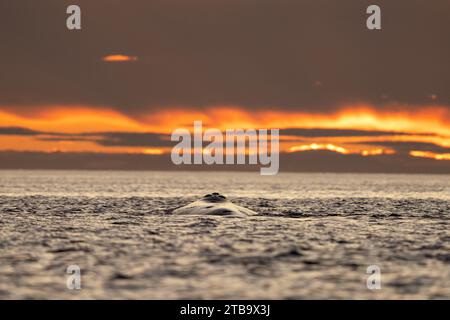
[0,170,449,299]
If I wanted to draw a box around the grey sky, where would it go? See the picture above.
[0,0,448,116]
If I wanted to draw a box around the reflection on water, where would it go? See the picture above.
[0,170,449,299]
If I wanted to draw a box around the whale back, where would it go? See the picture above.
[172,193,257,217]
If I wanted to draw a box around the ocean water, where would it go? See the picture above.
[0,170,449,299]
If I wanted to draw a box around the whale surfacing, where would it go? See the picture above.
[172,193,257,217]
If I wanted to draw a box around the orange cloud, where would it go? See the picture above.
[0,135,152,154]
[138,105,450,138]
[361,148,396,156]
[410,151,450,161]
[142,148,165,155]
[290,143,350,154]
[0,107,149,133]
[0,104,449,157]
[101,54,138,62]
[2,104,450,135]
[289,143,396,156]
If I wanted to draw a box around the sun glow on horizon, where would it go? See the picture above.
[0,104,449,160]
[288,143,396,156]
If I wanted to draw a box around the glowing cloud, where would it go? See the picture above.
[409,151,450,161]
[142,148,165,155]
[101,54,138,62]
[0,105,449,160]
[289,143,396,157]
[290,143,350,154]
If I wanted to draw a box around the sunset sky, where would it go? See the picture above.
[0,0,449,172]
